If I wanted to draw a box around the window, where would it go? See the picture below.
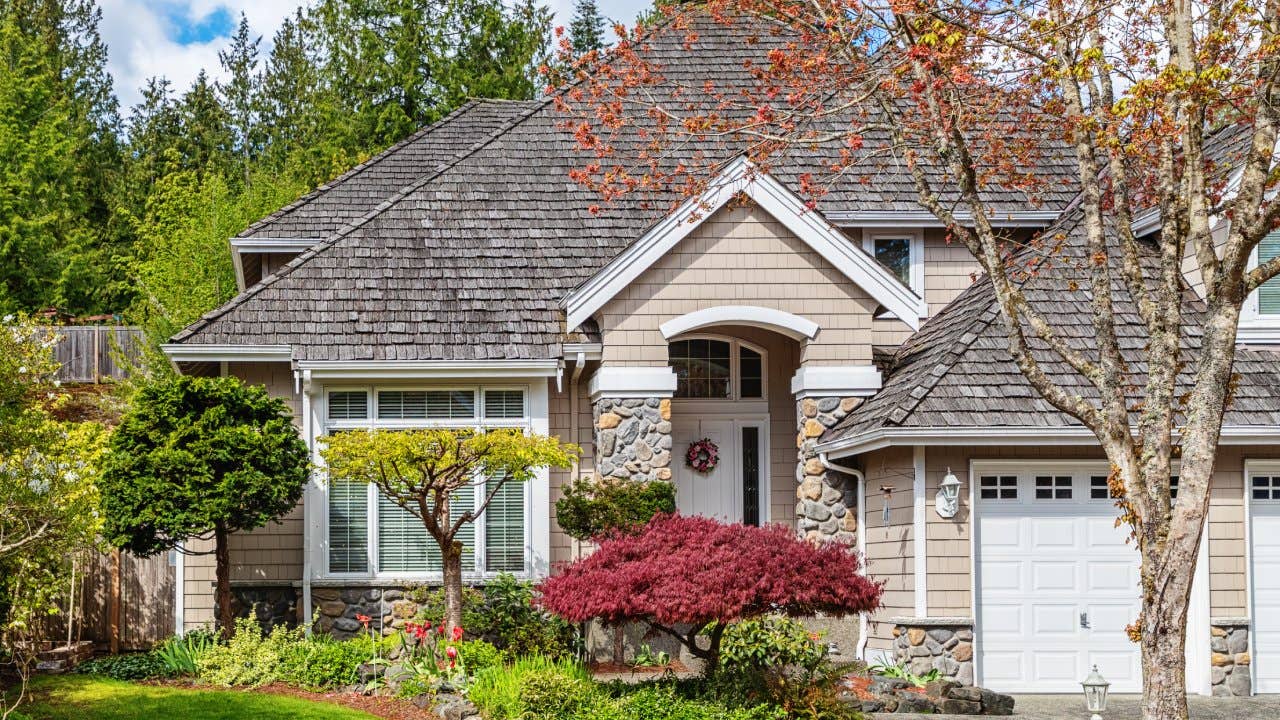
[1090,475,1116,500]
[1253,475,1280,501]
[1035,475,1073,500]
[668,338,767,400]
[979,475,1017,500]
[861,230,922,293]
[323,387,530,577]
[1258,231,1280,315]
[741,426,760,526]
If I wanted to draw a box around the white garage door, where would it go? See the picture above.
[1251,472,1280,694]
[976,466,1142,693]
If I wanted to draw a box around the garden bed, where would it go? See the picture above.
[840,674,1015,715]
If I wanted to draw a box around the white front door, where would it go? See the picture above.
[1251,473,1280,693]
[975,466,1142,693]
[671,418,740,521]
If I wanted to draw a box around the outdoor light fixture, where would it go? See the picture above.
[1081,665,1110,720]
[936,467,961,518]
[879,485,893,524]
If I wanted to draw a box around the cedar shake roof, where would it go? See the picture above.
[823,205,1280,441]
[169,8,1081,362]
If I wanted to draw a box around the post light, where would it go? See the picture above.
[1081,665,1110,720]
[936,468,962,518]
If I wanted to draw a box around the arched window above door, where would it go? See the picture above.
[668,337,766,400]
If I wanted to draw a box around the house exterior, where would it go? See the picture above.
[162,8,1280,698]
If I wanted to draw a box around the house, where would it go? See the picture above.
[162,7,1280,698]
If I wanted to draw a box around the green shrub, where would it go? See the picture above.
[280,634,378,690]
[195,617,301,687]
[455,638,502,674]
[555,478,675,541]
[519,669,597,717]
[154,630,216,676]
[474,573,577,658]
[406,585,487,632]
[616,685,784,720]
[470,656,594,720]
[720,615,826,672]
[74,652,169,680]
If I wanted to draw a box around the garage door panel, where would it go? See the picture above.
[981,651,1026,683]
[1032,562,1077,591]
[1031,604,1078,635]
[1089,651,1139,686]
[1085,517,1128,546]
[982,517,1023,546]
[1031,652,1079,683]
[980,603,1024,635]
[1252,505,1280,693]
[980,561,1023,592]
[1087,561,1137,593]
[1032,518,1078,549]
[1085,603,1136,634]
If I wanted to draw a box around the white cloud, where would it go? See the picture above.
[101,1,654,112]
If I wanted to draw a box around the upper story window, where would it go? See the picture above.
[1256,231,1280,315]
[323,385,530,578]
[861,229,923,294]
[669,338,766,400]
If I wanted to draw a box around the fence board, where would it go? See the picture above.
[78,550,175,650]
[50,326,144,384]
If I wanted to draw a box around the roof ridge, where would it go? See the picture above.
[234,99,531,239]
[171,97,552,344]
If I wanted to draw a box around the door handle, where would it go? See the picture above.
[1080,612,1090,629]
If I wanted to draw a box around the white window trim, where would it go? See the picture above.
[861,228,925,313]
[309,381,550,583]
[667,334,768,403]
[1240,237,1280,341]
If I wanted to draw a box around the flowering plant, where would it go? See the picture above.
[685,438,719,473]
[387,621,469,691]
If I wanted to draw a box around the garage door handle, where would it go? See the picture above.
[1080,612,1090,629]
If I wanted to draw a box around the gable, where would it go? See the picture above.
[597,202,883,366]
[563,158,928,333]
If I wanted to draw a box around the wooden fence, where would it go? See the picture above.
[76,550,176,650]
[51,326,145,384]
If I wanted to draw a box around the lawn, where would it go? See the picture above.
[7,675,380,720]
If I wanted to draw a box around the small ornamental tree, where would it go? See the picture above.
[100,376,309,638]
[537,514,883,673]
[320,428,578,631]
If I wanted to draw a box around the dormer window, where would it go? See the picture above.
[861,229,923,294]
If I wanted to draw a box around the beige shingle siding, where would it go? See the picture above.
[598,203,878,367]
[861,446,917,651]
[872,228,982,347]
[549,376,595,567]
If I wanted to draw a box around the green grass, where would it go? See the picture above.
[7,675,378,720]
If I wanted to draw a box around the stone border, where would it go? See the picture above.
[1211,619,1251,697]
[892,618,975,686]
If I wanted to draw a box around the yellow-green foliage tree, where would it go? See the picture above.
[321,428,577,630]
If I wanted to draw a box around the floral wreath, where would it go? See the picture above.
[685,438,720,473]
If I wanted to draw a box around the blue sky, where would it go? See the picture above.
[101,1,652,110]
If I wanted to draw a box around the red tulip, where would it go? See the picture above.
[446,646,458,659]
[451,626,464,641]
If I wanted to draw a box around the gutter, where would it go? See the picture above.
[820,453,869,661]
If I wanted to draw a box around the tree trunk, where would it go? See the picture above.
[442,539,464,631]
[214,524,234,641]
[1139,501,1201,720]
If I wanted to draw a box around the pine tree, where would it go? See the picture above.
[569,0,606,56]
[177,71,235,180]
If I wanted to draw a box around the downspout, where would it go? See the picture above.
[569,352,586,560]
[820,453,868,660]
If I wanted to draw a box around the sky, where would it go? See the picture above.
[101,0,652,111]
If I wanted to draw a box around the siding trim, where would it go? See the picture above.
[563,156,927,331]
[659,305,819,341]
[913,446,928,616]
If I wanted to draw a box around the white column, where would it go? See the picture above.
[913,446,928,617]
[528,379,552,577]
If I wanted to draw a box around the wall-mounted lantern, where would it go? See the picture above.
[935,468,962,518]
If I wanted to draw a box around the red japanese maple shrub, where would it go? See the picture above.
[537,514,881,673]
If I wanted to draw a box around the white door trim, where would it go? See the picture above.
[670,411,771,524]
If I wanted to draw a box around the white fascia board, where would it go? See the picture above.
[295,359,561,380]
[588,366,677,399]
[162,344,293,363]
[660,306,819,341]
[1131,207,1162,237]
[790,365,882,399]
[230,237,327,254]
[818,424,1280,458]
[563,156,927,332]
[827,210,1060,228]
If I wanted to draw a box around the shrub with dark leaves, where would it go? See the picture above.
[538,514,881,673]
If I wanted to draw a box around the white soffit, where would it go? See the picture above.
[659,306,819,341]
[562,156,927,332]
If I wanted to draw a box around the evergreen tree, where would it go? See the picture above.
[218,13,262,187]
[177,71,235,180]
[569,0,606,56]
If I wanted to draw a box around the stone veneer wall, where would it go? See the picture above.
[796,395,861,543]
[1211,619,1251,696]
[230,585,299,632]
[593,397,673,482]
[891,617,975,686]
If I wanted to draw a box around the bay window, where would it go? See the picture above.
[322,386,529,578]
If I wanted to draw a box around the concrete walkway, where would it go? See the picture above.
[871,694,1280,719]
